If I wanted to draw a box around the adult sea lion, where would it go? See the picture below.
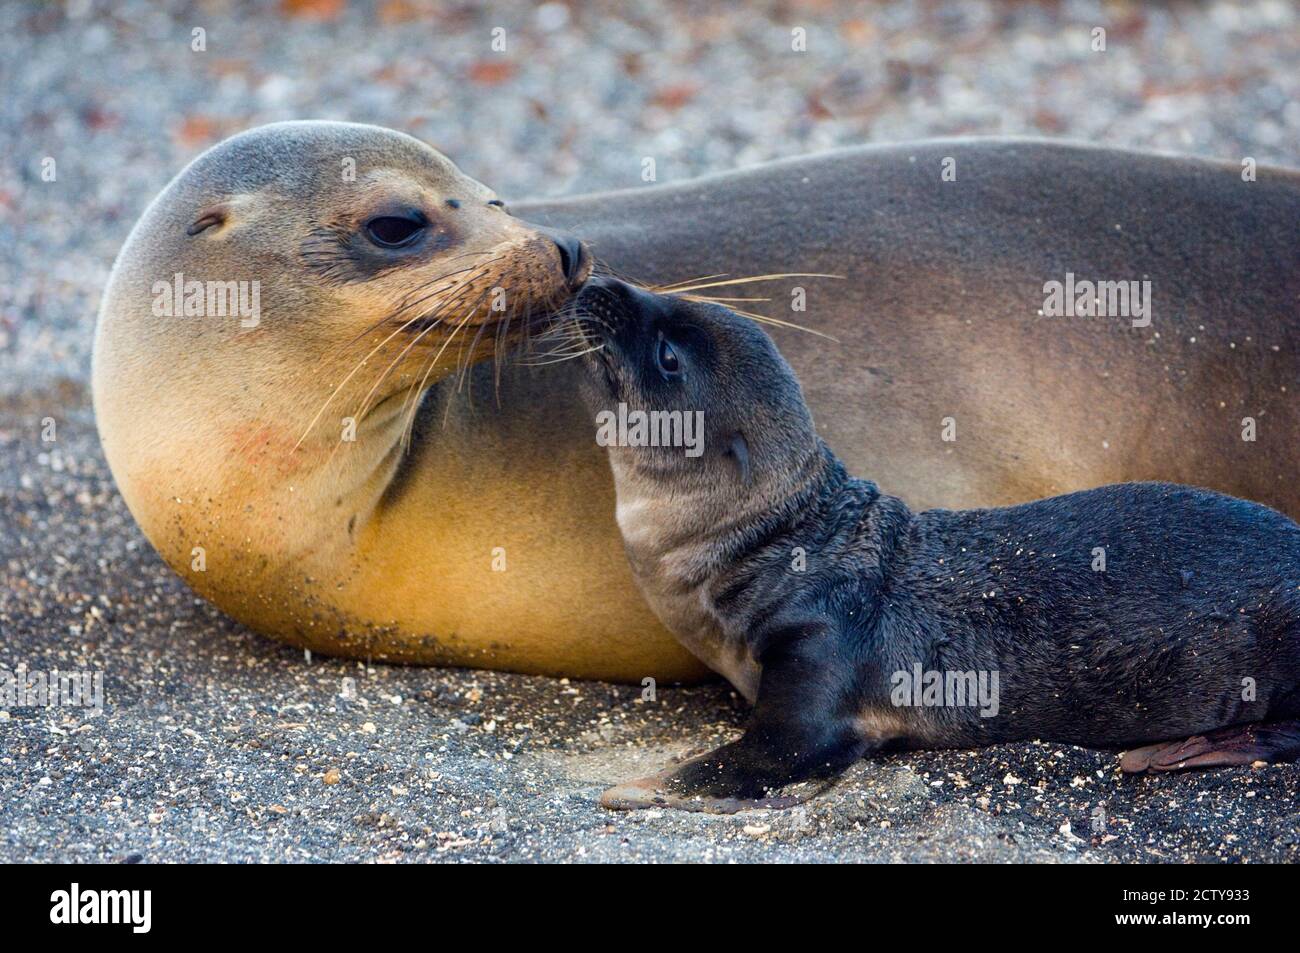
[94,122,1299,681]
[572,279,1300,813]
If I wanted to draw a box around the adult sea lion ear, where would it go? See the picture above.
[725,431,751,486]
[186,195,256,237]
[187,203,229,236]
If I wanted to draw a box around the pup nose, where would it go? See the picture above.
[575,273,629,306]
[537,227,591,290]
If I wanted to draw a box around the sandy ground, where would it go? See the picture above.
[1,1,1298,862]
[4,407,1298,863]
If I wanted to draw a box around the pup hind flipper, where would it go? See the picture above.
[1120,719,1300,773]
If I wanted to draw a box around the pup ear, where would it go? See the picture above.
[725,431,751,486]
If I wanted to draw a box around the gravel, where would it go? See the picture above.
[3,410,1298,863]
[2,0,1298,862]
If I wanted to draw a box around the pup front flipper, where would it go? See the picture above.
[602,620,870,813]
[599,747,810,814]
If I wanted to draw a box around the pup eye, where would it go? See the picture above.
[364,215,425,248]
[655,334,682,379]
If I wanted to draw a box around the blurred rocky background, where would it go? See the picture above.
[1,1,1297,862]
[1,0,1296,396]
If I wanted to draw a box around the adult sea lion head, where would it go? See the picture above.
[96,120,590,459]
[93,120,592,610]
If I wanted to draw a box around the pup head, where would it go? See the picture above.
[574,277,821,508]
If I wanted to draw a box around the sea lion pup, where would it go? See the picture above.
[574,278,1300,814]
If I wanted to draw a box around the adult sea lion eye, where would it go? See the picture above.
[364,215,425,248]
[656,334,682,379]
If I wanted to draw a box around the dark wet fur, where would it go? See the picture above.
[581,281,1300,805]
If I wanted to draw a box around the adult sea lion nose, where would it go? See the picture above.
[535,226,592,291]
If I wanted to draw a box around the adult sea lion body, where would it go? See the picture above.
[94,124,1299,681]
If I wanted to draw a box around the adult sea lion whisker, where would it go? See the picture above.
[516,344,605,366]
[395,282,488,423]
[492,306,516,402]
[712,305,841,342]
[338,258,492,352]
[340,265,490,423]
[456,307,496,393]
[399,288,490,442]
[388,253,503,323]
[351,273,487,425]
[658,273,845,294]
[293,313,436,452]
[525,321,603,354]
[294,260,501,449]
